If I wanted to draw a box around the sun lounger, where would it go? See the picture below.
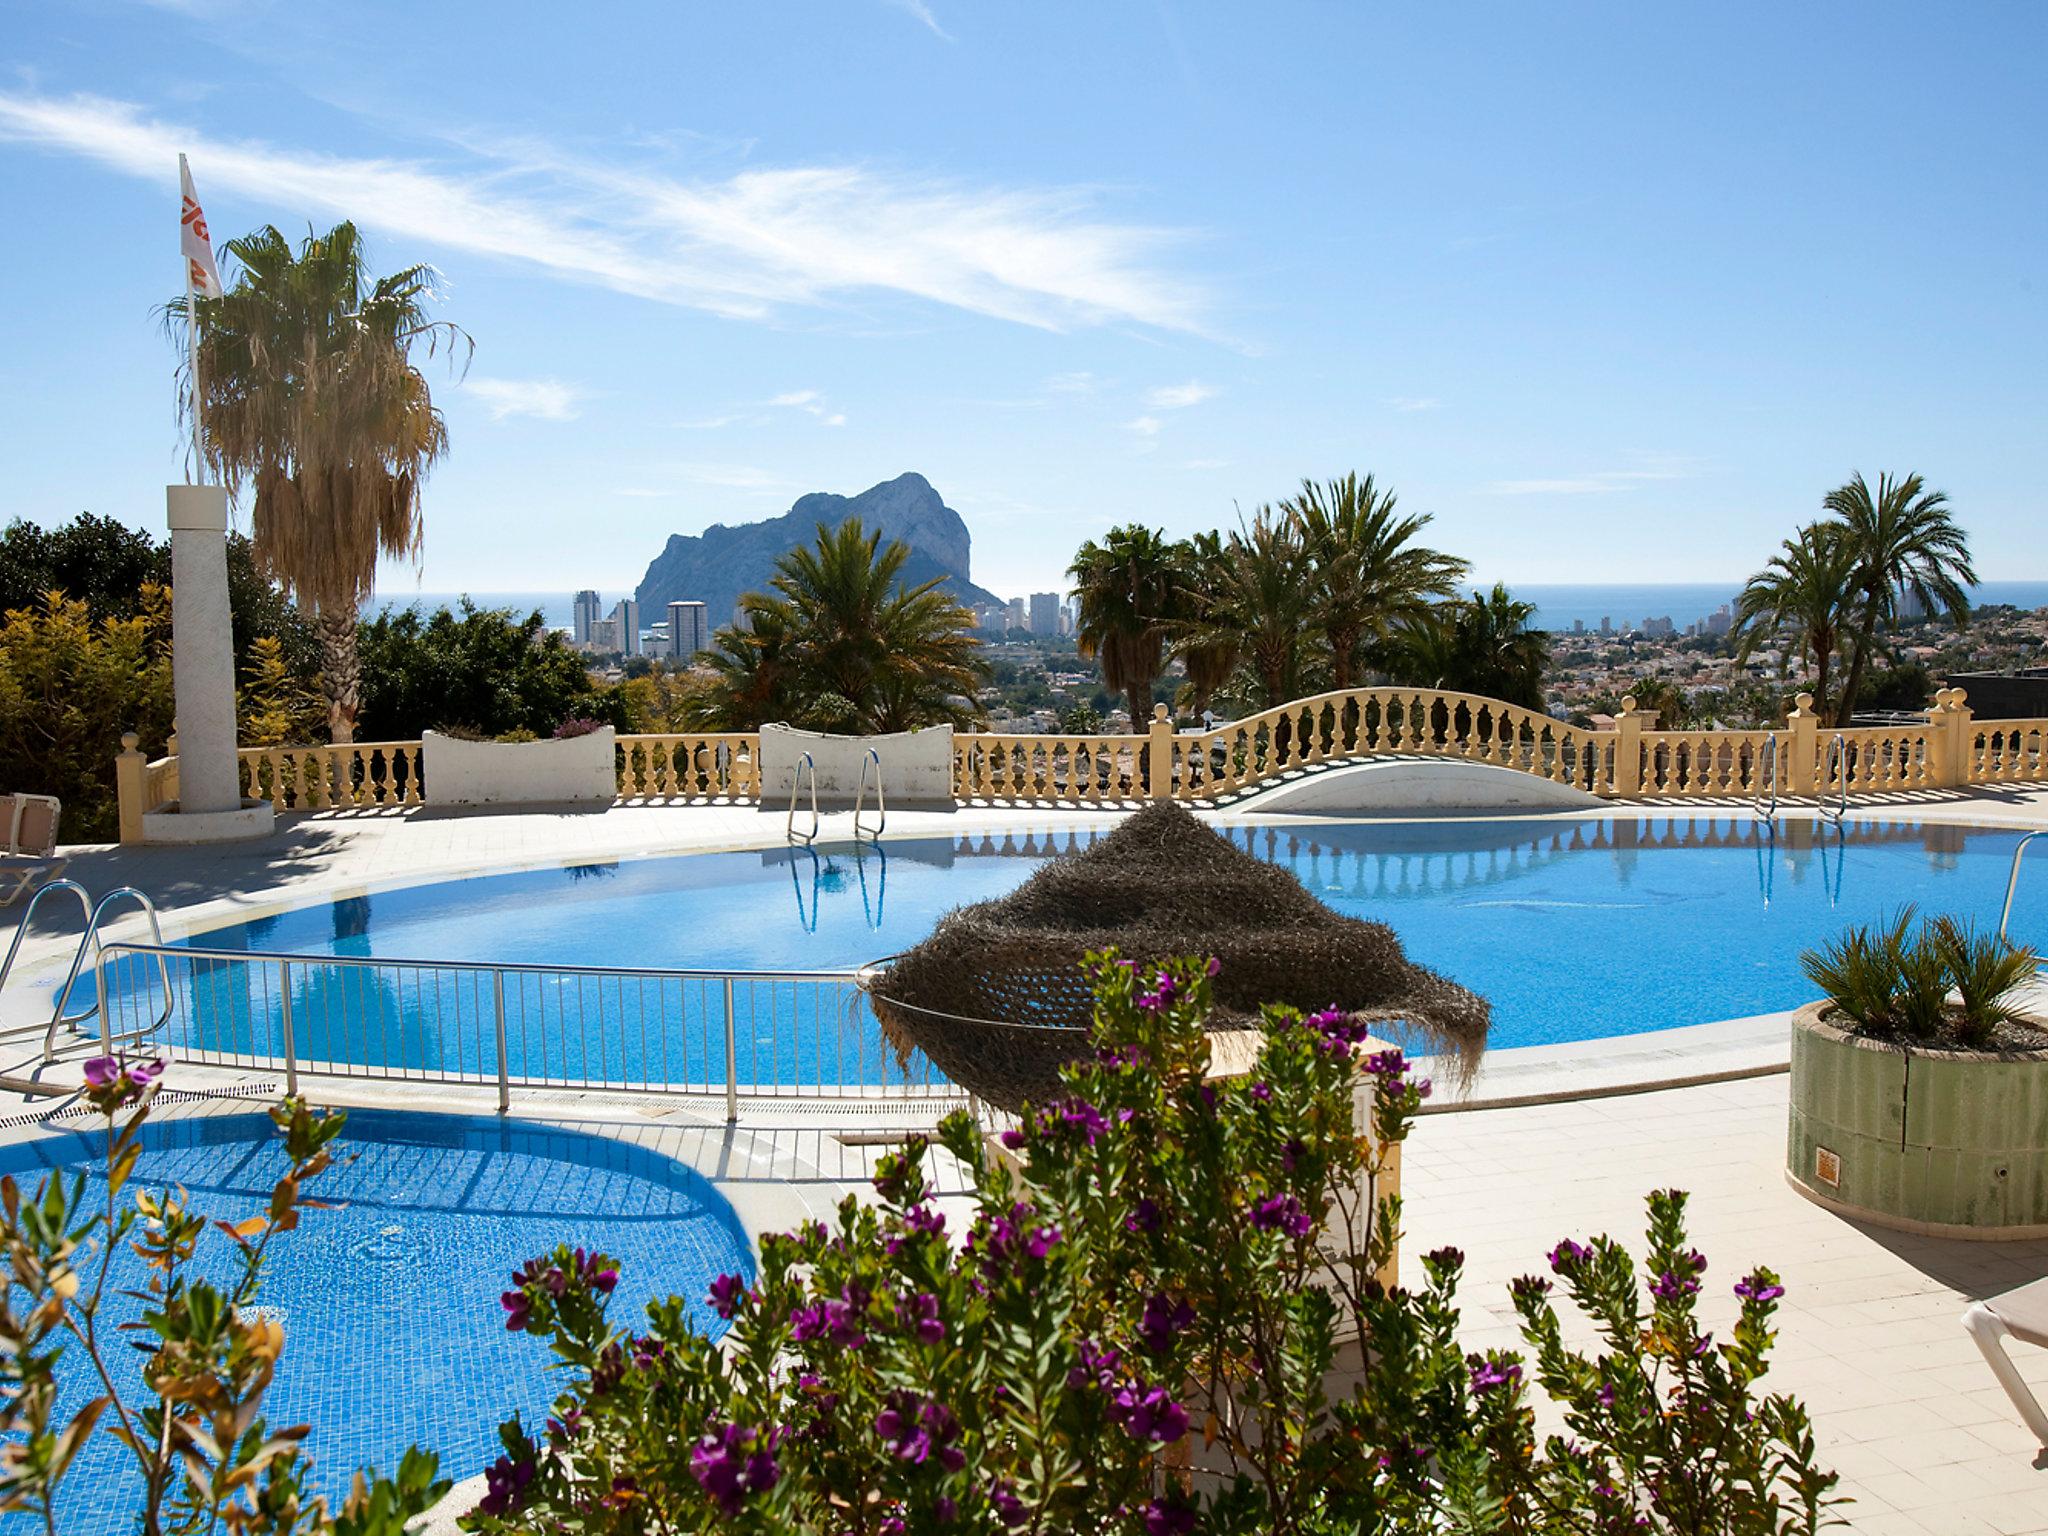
[1,794,64,906]
[1964,1276,2048,1446]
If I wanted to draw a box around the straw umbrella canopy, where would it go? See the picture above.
[865,803,1490,1112]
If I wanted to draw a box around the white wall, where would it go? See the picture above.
[422,728,618,806]
[758,724,954,808]
[1234,758,1603,814]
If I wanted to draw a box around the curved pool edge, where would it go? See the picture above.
[1421,1008,1795,1113]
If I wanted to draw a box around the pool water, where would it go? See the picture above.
[2,1110,752,1528]
[169,815,2046,1054]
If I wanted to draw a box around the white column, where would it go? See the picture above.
[166,484,242,814]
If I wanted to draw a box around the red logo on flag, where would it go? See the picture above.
[181,195,210,243]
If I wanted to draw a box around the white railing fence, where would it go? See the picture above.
[87,942,960,1118]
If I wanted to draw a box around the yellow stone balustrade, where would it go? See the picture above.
[112,684,2048,840]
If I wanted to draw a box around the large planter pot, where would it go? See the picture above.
[421,727,617,806]
[1787,1001,2048,1238]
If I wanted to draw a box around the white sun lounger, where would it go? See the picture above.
[1,794,63,907]
[1964,1276,2048,1446]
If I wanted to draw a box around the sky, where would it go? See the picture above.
[1,1,2043,602]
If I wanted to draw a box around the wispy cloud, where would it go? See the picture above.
[1145,379,1216,410]
[0,90,1207,333]
[1384,395,1441,412]
[883,0,952,40]
[1124,415,1163,437]
[465,376,584,421]
[1484,462,1693,496]
[769,389,847,426]
[1044,371,1102,395]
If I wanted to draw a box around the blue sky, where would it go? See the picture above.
[2,1,2042,601]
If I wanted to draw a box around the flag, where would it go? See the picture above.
[179,154,223,299]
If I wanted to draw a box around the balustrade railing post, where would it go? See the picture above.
[723,978,740,1123]
[1610,697,1643,797]
[1931,686,1973,787]
[279,960,299,1096]
[1147,703,1174,801]
[1786,693,1820,795]
[493,971,510,1113]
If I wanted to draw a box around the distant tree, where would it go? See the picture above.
[172,221,469,744]
[0,590,175,840]
[1823,472,1974,727]
[355,601,624,740]
[1731,522,1857,718]
[698,520,988,733]
[1180,510,1310,709]
[1400,584,1550,712]
[1057,701,1105,734]
[1280,473,1468,690]
[1068,524,1186,726]
[1856,660,1934,714]
[1170,531,1241,721]
[0,515,317,685]
[1624,675,1687,730]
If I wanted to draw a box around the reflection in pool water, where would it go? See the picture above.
[99,814,2047,1068]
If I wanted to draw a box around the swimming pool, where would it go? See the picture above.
[4,1109,752,1527]
[102,814,2047,1082]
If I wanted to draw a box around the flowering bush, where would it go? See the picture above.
[0,1057,448,1535]
[466,953,1840,1534]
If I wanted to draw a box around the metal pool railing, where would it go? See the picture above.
[87,942,961,1119]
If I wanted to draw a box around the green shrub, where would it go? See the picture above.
[1801,906,2041,1047]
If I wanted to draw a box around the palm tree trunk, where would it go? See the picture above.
[1834,618,1877,728]
[317,606,361,745]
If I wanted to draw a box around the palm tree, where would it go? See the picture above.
[1402,584,1550,712]
[170,222,467,743]
[700,520,987,732]
[1731,523,1857,718]
[1182,511,1309,710]
[1281,473,1469,691]
[1169,531,1241,720]
[1823,472,1974,727]
[1067,524,1186,725]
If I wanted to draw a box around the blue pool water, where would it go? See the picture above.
[125,815,2048,1073]
[3,1110,752,1528]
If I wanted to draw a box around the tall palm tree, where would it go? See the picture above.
[1730,522,1857,718]
[1281,473,1469,691]
[701,520,987,733]
[1823,472,1975,726]
[1067,524,1186,725]
[1165,511,1309,711]
[170,222,467,743]
[1169,531,1241,720]
[1402,584,1550,712]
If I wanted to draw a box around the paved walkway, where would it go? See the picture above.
[1404,1073,2048,1535]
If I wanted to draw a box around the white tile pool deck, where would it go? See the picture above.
[5,784,2048,1527]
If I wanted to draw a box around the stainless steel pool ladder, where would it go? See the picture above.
[787,751,819,845]
[1819,733,1850,826]
[1998,831,2044,950]
[0,881,175,1060]
[853,747,885,843]
[1753,734,1780,829]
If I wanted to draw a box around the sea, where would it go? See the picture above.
[367,582,2048,637]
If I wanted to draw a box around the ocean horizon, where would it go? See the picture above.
[370,581,2048,636]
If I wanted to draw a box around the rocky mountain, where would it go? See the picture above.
[634,473,1006,625]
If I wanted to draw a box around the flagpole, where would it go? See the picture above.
[180,152,205,487]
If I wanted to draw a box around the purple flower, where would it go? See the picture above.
[1205,956,1221,977]
[1067,1339,1122,1390]
[1509,1274,1552,1303]
[1548,1238,1592,1273]
[1110,1382,1189,1444]
[1734,1271,1786,1304]
[1361,1047,1409,1080]
[1000,1127,1028,1149]
[1251,1193,1312,1239]
[1424,1245,1465,1271]
[1468,1355,1523,1395]
[874,1392,965,1471]
[1281,1137,1307,1172]
[1139,1292,1194,1357]
[708,1272,747,1321]
[82,1056,119,1088]
[1026,1222,1061,1258]
[1143,1493,1199,1535]
[902,1290,946,1344]
[1125,1197,1163,1234]
[690,1422,782,1516]
[990,1481,1028,1528]
[500,1289,532,1331]
[935,1496,958,1524]
[1650,1269,1701,1303]
[478,1450,536,1515]
[1248,1081,1272,1103]
[790,1288,868,1348]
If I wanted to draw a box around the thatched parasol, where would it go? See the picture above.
[864,802,1490,1112]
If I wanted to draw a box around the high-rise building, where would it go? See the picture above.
[1572,618,1585,635]
[609,598,641,656]
[1006,597,1027,632]
[1028,592,1061,635]
[572,589,602,645]
[587,617,619,652]
[1599,616,1613,637]
[667,600,708,661]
